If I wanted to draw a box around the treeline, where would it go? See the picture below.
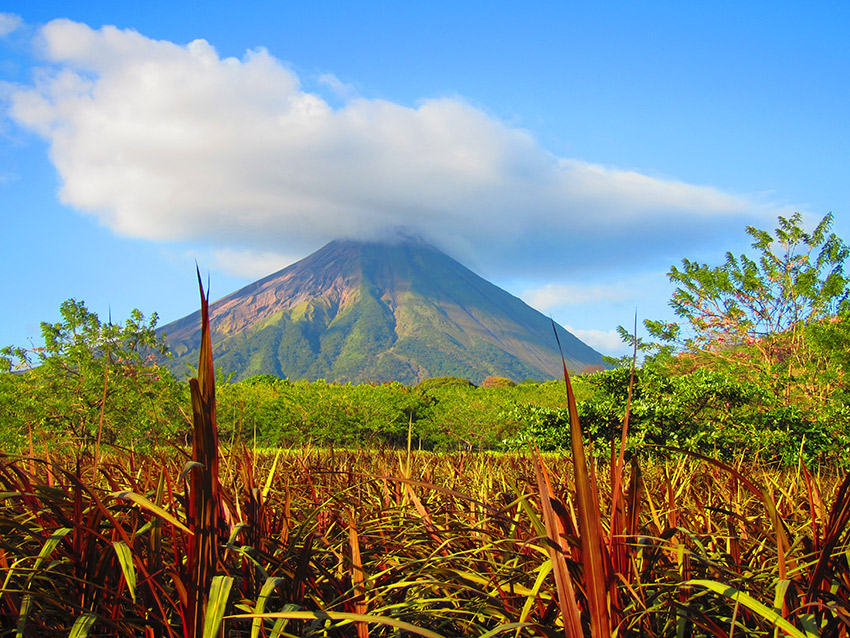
[2,321,849,465]
[0,302,577,452]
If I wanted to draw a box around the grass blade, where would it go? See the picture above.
[251,577,286,638]
[112,490,192,534]
[532,452,583,637]
[230,611,448,638]
[687,579,809,638]
[187,270,224,638]
[68,613,97,638]
[203,575,233,638]
[112,540,137,604]
[553,323,612,638]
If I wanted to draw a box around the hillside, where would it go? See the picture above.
[161,238,606,383]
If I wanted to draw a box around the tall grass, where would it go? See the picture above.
[2,448,848,635]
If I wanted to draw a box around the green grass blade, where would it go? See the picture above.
[269,603,300,638]
[33,526,71,572]
[203,575,234,638]
[230,611,448,638]
[687,579,811,638]
[68,613,97,638]
[517,560,553,628]
[15,594,31,638]
[112,490,192,534]
[478,623,537,638]
[261,449,282,500]
[112,540,137,603]
[251,577,287,638]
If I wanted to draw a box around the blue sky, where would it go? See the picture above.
[1,2,849,358]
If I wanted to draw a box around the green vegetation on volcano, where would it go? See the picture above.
[159,238,605,384]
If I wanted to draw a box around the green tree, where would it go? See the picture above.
[0,300,183,451]
[639,213,850,402]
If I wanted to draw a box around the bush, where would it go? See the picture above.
[416,376,476,390]
[0,300,184,453]
[502,364,850,466]
[481,376,516,388]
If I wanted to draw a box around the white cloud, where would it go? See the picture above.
[211,248,298,279]
[564,325,626,355]
[522,281,637,311]
[318,73,358,101]
[7,19,777,278]
[0,13,21,38]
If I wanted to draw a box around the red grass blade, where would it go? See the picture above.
[552,323,612,638]
[532,451,583,637]
[185,270,223,638]
[805,470,850,604]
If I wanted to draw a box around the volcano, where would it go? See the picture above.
[161,238,606,384]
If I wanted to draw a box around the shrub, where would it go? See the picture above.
[416,376,476,390]
[481,376,516,388]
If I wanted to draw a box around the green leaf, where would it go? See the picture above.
[230,611,448,638]
[33,527,71,572]
[251,577,287,638]
[112,490,192,534]
[112,541,137,604]
[68,613,97,638]
[203,575,234,638]
[687,579,812,638]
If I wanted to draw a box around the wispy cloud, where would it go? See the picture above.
[6,19,779,279]
[317,73,359,101]
[564,325,625,354]
[522,281,638,311]
[210,248,298,279]
[0,13,21,38]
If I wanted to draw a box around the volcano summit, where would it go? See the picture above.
[161,238,606,384]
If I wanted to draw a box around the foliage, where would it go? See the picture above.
[587,214,850,466]
[503,364,850,465]
[585,366,847,464]
[480,375,516,388]
[637,213,850,402]
[415,376,475,390]
[251,380,433,448]
[499,403,571,451]
[212,377,584,452]
[0,299,183,452]
[669,212,848,346]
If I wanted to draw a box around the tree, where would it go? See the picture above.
[0,300,183,451]
[639,213,850,403]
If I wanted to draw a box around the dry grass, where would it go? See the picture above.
[0,447,848,637]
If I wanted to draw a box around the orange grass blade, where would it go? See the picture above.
[532,452,583,637]
[553,324,612,638]
[347,512,369,638]
[186,269,223,638]
[659,445,791,578]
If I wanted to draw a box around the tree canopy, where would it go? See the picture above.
[625,213,850,406]
[0,300,182,451]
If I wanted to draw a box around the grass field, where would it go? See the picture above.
[1,445,848,637]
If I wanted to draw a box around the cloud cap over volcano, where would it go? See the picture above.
[6,18,777,278]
